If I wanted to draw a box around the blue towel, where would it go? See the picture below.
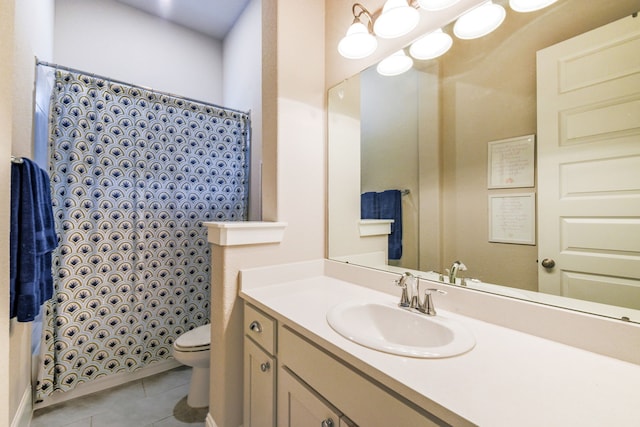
[10,158,57,322]
[360,190,403,260]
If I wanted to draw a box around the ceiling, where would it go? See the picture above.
[115,0,252,40]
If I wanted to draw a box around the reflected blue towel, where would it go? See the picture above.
[10,158,57,322]
[360,191,378,219]
[378,190,402,260]
[360,190,403,260]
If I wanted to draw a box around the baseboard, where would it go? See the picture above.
[34,359,181,410]
[10,386,32,427]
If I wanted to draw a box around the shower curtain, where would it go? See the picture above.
[35,67,250,402]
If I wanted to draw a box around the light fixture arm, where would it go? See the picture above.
[352,3,374,33]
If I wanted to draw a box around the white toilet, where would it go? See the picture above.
[172,323,211,408]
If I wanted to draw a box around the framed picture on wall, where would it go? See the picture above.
[487,135,535,188]
[488,193,536,245]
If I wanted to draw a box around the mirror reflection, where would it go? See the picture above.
[328,0,640,322]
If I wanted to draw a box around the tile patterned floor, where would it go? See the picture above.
[31,366,207,427]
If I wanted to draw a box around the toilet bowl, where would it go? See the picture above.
[172,323,211,408]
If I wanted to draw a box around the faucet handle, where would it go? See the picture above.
[395,272,413,307]
[419,288,447,316]
[394,272,412,288]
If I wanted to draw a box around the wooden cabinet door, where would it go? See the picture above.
[278,367,343,427]
[244,337,276,427]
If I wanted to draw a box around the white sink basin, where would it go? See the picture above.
[326,302,475,358]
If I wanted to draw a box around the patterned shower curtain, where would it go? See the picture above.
[35,69,250,402]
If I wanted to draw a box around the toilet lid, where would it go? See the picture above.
[175,324,211,351]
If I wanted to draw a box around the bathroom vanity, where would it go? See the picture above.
[239,259,640,427]
[243,300,451,426]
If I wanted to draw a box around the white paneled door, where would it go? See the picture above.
[536,14,640,309]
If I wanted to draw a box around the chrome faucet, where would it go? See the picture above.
[394,273,446,316]
[446,260,467,285]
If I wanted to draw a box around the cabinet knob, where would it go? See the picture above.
[249,320,262,333]
[321,418,334,427]
[541,258,556,269]
[260,361,271,372]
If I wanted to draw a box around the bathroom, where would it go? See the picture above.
[2,0,639,426]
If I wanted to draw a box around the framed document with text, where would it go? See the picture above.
[489,193,536,245]
[488,135,535,188]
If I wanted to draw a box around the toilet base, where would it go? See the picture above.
[186,366,210,408]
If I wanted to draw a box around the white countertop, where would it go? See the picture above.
[240,273,640,427]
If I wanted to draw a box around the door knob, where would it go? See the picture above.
[541,258,556,269]
[321,419,334,427]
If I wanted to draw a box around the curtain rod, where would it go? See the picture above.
[36,59,251,117]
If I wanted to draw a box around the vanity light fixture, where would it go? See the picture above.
[453,0,506,40]
[417,0,461,11]
[409,28,453,60]
[509,0,558,12]
[373,0,420,39]
[339,0,529,62]
[338,3,378,59]
[376,50,414,76]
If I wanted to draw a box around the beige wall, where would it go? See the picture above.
[259,0,327,252]
[5,1,54,426]
[0,1,15,424]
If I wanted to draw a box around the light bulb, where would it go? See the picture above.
[338,22,378,59]
[453,1,506,40]
[409,29,453,60]
[417,0,461,11]
[509,0,558,12]
[373,0,420,39]
[377,50,413,76]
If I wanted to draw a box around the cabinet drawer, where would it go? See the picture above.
[280,326,470,427]
[278,367,343,427]
[244,303,276,355]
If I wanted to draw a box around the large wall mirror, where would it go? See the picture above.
[328,0,640,323]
